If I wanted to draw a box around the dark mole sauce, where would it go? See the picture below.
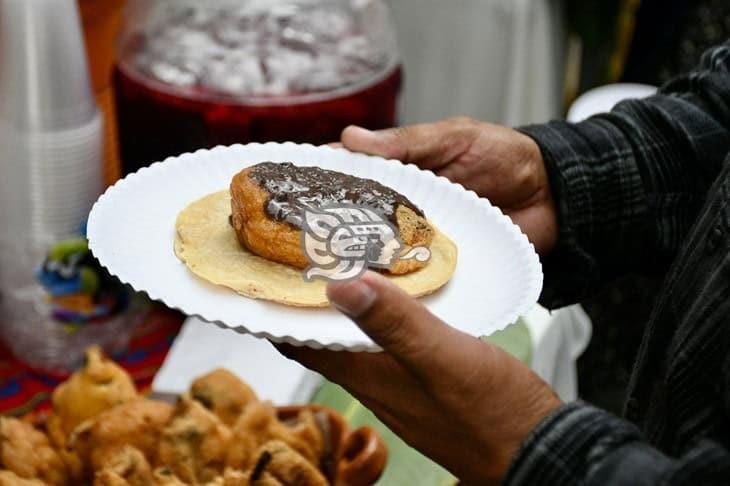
[249,162,424,228]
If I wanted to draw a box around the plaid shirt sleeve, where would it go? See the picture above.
[503,40,730,485]
[518,40,730,309]
[504,402,730,486]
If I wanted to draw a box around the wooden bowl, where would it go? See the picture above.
[277,405,387,486]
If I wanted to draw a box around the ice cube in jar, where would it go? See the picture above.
[114,0,402,174]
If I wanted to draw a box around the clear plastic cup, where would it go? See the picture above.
[0,118,103,244]
[0,0,141,373]
[0,0,97,131]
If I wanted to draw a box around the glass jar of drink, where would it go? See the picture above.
[114,0,402,175]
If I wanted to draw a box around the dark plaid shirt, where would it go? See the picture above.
[506,40,730,484]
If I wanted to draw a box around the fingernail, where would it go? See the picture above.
[346,125,377,139]
[327,278,377,317]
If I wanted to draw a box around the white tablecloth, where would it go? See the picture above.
[387,0,565,126]
[524,305,592,401]
[153,307,592,403]
[152,317,322,405]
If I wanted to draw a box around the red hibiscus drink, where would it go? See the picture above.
[114,0,402,175]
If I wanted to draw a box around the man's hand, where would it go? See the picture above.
[339,118,558,254]
[277,272,562,484]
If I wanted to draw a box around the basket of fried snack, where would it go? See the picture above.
[0,347,387,486]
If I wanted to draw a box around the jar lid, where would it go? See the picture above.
[118,0,399,105]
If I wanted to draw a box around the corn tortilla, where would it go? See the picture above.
[174,190,457,307]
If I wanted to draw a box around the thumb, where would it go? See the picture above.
[341,124,456,170]
[327,271,468,378]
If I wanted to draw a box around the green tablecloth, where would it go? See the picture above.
[311,319,532,485]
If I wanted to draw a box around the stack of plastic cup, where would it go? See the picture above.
[0,0,139,372]
[0,0,103,246]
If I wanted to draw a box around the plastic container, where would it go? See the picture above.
[0,0,143,373]
[114,0,402,174]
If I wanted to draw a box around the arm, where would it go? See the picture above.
[506,402,730,485]
[337,37,730,309]
[277,272,730,485]
[519,40,730,307]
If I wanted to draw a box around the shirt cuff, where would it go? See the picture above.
[517,120,649,308]
[504,402,642,486]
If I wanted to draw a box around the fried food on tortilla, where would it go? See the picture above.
[157,396,232,484]
[190,369,258,426]
[175,191,457,307]
[230,162,434,275]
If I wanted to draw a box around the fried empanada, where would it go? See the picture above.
[226,402,322,471]
[190,369,258,426]
[222,468,282,486]
[247,440,327,486]
[0,416,68,485]
[52,347,137,435]
[70,399,173,475]
[45,412,84,482]
[157,396,232,484]
[93,445,154,486]
[0,470,46,486]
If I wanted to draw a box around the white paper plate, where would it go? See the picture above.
[88,143,542,351]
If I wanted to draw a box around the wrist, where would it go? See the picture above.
[513,130,559,255]
[466,346,563,485]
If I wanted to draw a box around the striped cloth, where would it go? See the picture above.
[0,305,183,418]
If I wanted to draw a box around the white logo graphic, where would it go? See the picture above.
[301,204,431,282]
